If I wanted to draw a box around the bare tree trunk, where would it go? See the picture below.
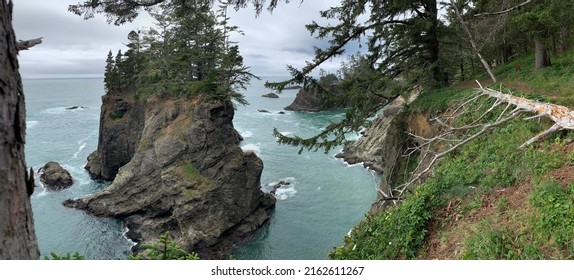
[450,0,497,83]
[0,0,40,259]
[534,35,551,70]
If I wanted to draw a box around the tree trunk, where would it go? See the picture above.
[534,35,551,70]
[557,26,571,54]
[0,0,40,259]
[424,0,442,88]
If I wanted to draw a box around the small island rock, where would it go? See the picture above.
[262,93,279,98]
[39,161,73,191]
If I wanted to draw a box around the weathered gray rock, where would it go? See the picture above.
[262,93,279,98]
[39,161,73,191]
[85,92,145,180]
[284,84,342,112]
[65,97,275,259]
[335,96,408,214]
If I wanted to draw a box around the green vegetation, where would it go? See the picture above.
[103,1,255,104]
[180,163,210,185]
[462,180,574,259]
[44,232,200,260]
[66,0,574,260]
[44,252,85,260]
[331,64,570,258]
[130,231,200,260]
[330,182,444,259]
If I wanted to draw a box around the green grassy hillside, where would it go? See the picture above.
[331,51,574,260]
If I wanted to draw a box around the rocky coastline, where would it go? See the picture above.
[65,92,276,259]
[336,93,421,213]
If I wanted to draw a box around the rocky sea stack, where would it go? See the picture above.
[65,91,276,258]
[39,161,73,191]
[284,84,342,112]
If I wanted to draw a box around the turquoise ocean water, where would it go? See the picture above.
[24,78,377,260]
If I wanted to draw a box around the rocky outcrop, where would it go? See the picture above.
[284,88,322,112]
[65,96,275,258]
[284,84,342,112]
[337,93,421,214]
[85,91,144,180]
[262,93,279,98]
[336,96,406,173]
[39,161,73,191]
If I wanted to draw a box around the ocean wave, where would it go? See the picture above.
[241,143,262,155]
[26,120,39,129]
[274,186,297,200]
[42,107,67,115]
[73,143,87,159]
[240,130,253,138]
[266,177,297,200]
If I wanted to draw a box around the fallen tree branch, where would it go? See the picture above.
[394,81,574,196]
[17,37,43,51]
[474,0,532,17]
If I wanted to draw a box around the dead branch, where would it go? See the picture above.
[397,107,524,195]
[474,0,532,17]
[394,81,574,196]
[450,0,497,83]
[17,37,43,51]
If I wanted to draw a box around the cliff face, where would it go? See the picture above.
[337,96,406,174]
[85,92,144,180]
[337,93,427,214]
[68,95,275,258]
[284,84,342,112]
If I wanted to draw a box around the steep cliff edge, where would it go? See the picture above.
[336,96,406,174]
[66,95,275,258]
[336,94,427,213]
[85,91,144,180]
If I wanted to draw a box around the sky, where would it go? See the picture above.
[12,0,360,79]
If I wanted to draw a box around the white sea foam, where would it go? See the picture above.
[73,143,87,159]
[241,143,262,155]
[274,187,297,200]
[267,177,297,200]
[43,107,67,115]
[34,188,49,198]
[26,120,39,129]
[240,130,253,138]
[278,131,292,136]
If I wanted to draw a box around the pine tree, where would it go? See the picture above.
[115,50,123,92]
[104,50,115,91]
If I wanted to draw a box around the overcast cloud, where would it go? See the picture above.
[12,0,360,79]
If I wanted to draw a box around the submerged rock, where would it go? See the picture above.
[270,180,291,195]
[262,93,279,98]
[258,109,271,113]
[66,106,87,110]
[67,96,275,259]
[39,161,73,191]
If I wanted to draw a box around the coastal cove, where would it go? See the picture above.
[24,78,378,259]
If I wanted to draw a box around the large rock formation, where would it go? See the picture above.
[85,92,144,181]
[336,96,406,174]
[284,84,342,112]
[39,161,73,191]
[337,93,421,214]
[66,95,275,258]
